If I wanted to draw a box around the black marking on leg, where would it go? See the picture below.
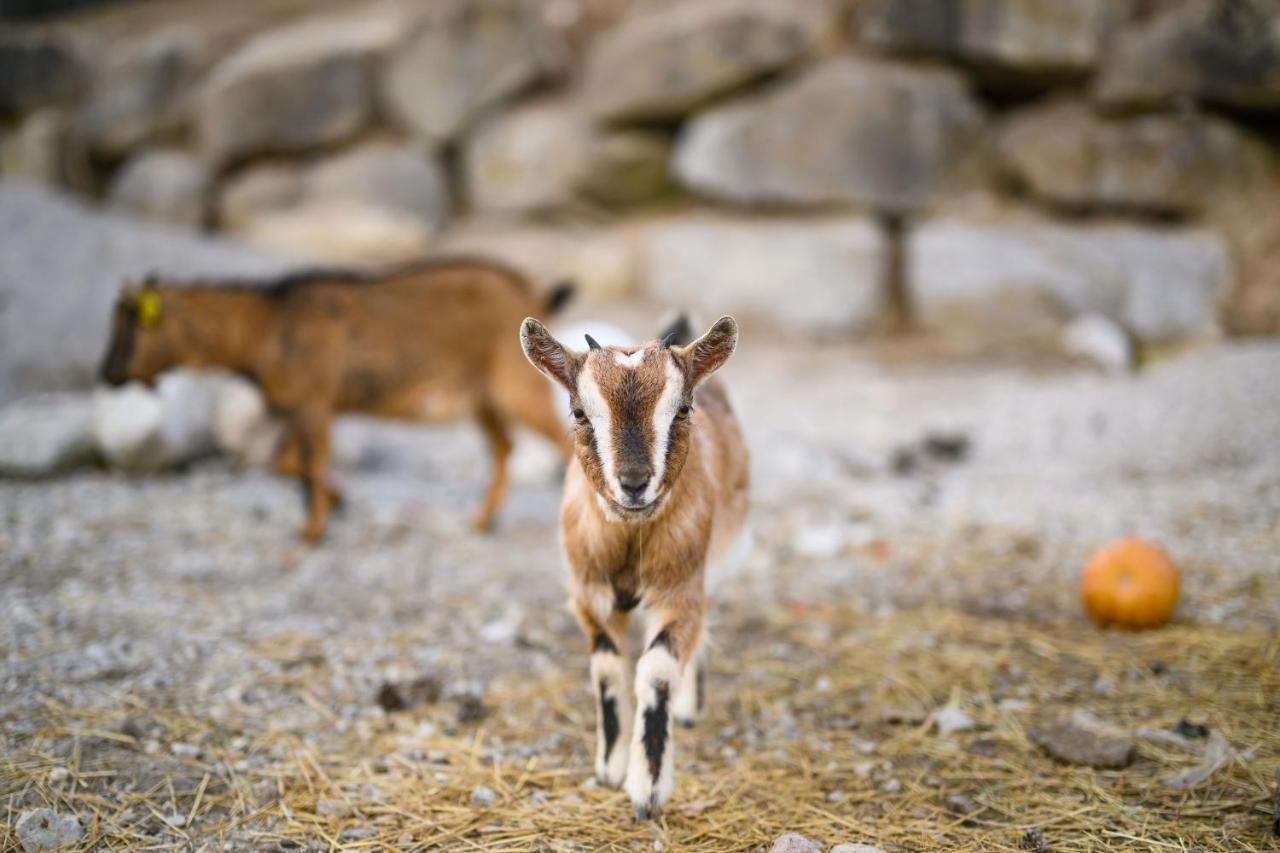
[599,680,619,761]
[643,681,670,782]
[648,626,674,655]
[591,632,618,655]
[696,662,706,713]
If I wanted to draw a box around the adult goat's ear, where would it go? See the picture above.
[520,317,578,390]
[677,315,738,386]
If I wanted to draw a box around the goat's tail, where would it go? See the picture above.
[545,280,576,316]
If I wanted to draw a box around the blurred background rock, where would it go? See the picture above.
[1,0,1279,464]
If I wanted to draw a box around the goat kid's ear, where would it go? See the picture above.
[678,315,738,386]
[520,317,577,390]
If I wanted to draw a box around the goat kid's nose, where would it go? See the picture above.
[618,469,651,499]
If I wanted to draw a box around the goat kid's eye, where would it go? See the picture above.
[572,408,590,426]
[676,404,693,419]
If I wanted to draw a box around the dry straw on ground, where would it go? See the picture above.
[3,608,1277,851]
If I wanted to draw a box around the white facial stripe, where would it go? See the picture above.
[578,359,622,503]
[644,355,684,504]
[615,350,645,368]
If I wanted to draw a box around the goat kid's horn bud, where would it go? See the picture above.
[584,333,602,351]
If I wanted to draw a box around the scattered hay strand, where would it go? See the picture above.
[2,609,1277,851]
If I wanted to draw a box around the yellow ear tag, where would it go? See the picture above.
[137,291,162,329]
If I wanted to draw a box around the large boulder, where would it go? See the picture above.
[106,148,212,228]
[856,0,1114,83]
[584,0,833,123]
[998,100,1274,215]
[217,142,450,263]
[76,28,209,158]
[0,33,89,118]
[463,100,669,213]
[382,0,565,144]
[0,109,93,193]
[909,217,1229,341]
[196,14,401,164]
[0,184,288,403]
[92,370,228,471]
[640,215,887,335]
[1096,0,1280,113]
[0,394,95,477]
[439,222,638,300]
[674,58,986,211]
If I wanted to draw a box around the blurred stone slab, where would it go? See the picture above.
[910,218,1228,342]
[107,148,212,228]
[217,142,449,264]
[640,215,886,335]
[0,184,289,404]
[197,14,401,164]
[585,0,832,123]
[998,99,1273,215]
[464,100,668,213]
[674,58,985,211]
[0,393,95,477]
[857,0,1113,83]
[439,223,637,300]
[76,27,209,158]
[382,0,565,144]
[0,109,93,193]
[0,33,89,118]
[1096,0,1280,113]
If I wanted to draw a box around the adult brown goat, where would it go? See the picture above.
[100,258,574,541]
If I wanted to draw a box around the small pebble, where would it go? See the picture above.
[316,797,353,818]
[881,778,903,794]
[771,833,822,853]
[469,785,497,808]
[933,704,977,735]
[164,813,187,828]
[15,808,84,851]
[47,767,69,783]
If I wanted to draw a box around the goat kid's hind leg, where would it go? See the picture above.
[470,405,512,531]
[626,611,701,819]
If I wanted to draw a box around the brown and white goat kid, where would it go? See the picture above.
[100,258,574,541]
[520,315,749,819]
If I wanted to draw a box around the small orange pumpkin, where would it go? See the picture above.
[1081,538,1180,629]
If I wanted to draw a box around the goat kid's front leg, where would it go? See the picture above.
[626,614,701,819]
[292,407,334,543]
[575,597,631,788]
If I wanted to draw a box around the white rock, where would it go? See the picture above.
[1063,313,1135,373]
[831,845,886,853]
[0,393,95,476]
[213,376,283,468]
[641,216,887,336]
[15,808,84,851]
[932,704,977,735]
[469,785,497,808]
[93,371,225,471]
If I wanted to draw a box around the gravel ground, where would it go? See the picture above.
[2,333,1278,849]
